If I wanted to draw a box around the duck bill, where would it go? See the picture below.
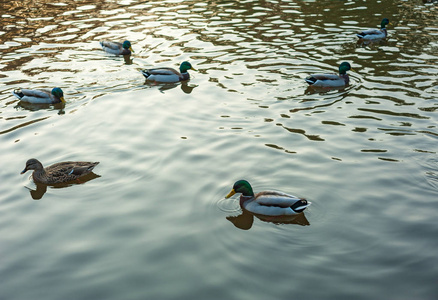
[20,168,27,174]
[225,189,236,198]
[191,67,198,71]
[129,47,134,53]
[60,97,66,104]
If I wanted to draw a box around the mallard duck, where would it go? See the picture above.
[357,18,390,40]
[225,180,311,216]
[305,62,352,88]
[141,61,197,83]
[12,87,65,104]
[100,40,133,56]
[21,158,99,185]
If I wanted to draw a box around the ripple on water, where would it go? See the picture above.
[210,177,338,254]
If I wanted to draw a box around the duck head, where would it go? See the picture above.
[179,61,197,73]
[21,158,43,174]
[338,62,352,75]
[381,18,390,29]
[226,180,255,198]
[51,87,65,104]
[122,40,134,53]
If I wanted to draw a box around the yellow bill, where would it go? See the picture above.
[225,189,236,198]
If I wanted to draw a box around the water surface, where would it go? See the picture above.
[1,0,437,299]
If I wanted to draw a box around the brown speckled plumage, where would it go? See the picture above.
[21,158,99,184]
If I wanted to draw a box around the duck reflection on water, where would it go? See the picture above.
[304,85,349,95]
[356,37,388,48]
[14,101,66,114]
[144,80,197,94]
[25,172,101,200]
[227,209,310,230]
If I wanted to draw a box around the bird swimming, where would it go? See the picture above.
[305,62,352,88]
[141,61,196,83]
[21,158,99,184]
[225,180,311,216]
[12,87,65,104]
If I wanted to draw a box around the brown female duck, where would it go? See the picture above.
[21,158,99,184]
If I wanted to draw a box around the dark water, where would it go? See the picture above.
[1,0,437,299]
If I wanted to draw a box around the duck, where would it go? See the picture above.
[100,40,133,56]
[305,62,352,88]
[141,61,196,83]
[21,158,99,185]
[225,180,311,216]
[357,18,391,40]
[12,87,65,104]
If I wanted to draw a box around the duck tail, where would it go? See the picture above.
[70,162,99,176]
[87,162,99,172]
[356,32,365,39]
[305,76,317,85]
[140,70,151,79]
[291,199,311,213]
[12,89,25,99]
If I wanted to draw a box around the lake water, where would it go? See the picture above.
[1,0,437,299]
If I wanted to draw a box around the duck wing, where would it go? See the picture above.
[307,74,341,81]
[18,89,51,98]
[245,191,310,215]
[100,41,125,55]
[12,88,55,103]
[47,161,99,180]
[145,67,180,76]
[255,191,303,207]
[100,41,122,49]
[357,29,383,38]
[305,74,343,85]
[69,163,99,176]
